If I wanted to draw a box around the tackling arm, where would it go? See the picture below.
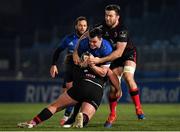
[73,31,89,65]
[98,42,127,64]
[89,65,109,77]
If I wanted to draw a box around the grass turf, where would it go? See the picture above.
[0,103,180,131]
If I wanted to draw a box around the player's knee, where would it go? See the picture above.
[48,105,58,114]
[119,90,123,98]
[109,86,117,93]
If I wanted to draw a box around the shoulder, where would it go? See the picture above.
[63,33,77,41]
[67,33,77,39]
[80,38,88,44]
[118,23,129,32]
[94,22,104,29]
[101,39,112,53]
[79,38,89,47]
[102,39,112,47]
[116,24,129,39]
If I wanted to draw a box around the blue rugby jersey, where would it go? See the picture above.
[76,38,113,87]
[52,33,79,65]
[58,33,79,54]
[77,38,113,65]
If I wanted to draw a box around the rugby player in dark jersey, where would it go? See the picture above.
[90,4,145,127]
[50,16,88,125]
[17,28,120,128]
[73,4,145,128]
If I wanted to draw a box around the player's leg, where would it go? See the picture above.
[62,102,82,128]
[59,81,71,125]
[60,62,74,125]
[73,87,103,129]
[73,102,96,128]
[17,92,78,128]
[104,67,123,128]
[72,79,103,128]
[62,65,84,127]
[60,81,74,125]
[123,60,145,119]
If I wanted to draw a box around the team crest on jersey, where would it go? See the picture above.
[119,31,128,38]
[69,41,73,46]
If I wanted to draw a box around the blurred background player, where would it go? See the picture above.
[50,16,88,125]
[17,28,117,128]
[89,4,145,127]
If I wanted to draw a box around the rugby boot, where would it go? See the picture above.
[72,112,83,128]
[17,121,36,128]
[60,115,69,126]
[136,106,145,120]
[104,113,117,128]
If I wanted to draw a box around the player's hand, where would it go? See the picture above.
[50,65,58,78]
[88,54,95,67]
[89,57,101,64]
[79,55,89,68]
[73,52,81,65]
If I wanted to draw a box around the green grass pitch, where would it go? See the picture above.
[0,103,180,131]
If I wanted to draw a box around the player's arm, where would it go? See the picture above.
[50,38,67,78]
[96,42,127,64]
[50,51,61,78]
[88,54,109,77]
[90,29,129,64]
[89,64,109,77]
[50,47,63,78]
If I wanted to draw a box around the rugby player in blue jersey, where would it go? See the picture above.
[50,16,88,125]
[17,28,121,128]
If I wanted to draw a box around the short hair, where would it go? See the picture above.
[74,16,88,26]
[105,4,120,15]
[89,28,102,38]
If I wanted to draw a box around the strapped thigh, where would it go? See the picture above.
[123,66,135,74]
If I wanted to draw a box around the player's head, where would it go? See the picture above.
[105,4,120,27]
[88,28,103,49]
[75,16,88,37]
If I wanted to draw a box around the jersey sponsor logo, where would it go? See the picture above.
[68,41,74,46]
[85,73,96,78]
[119,31,128,38]
[84,69,88,72]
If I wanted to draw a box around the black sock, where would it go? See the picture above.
[33,108,53,125]
[83,113,89,127]
[64,102,82,125]
[129,89,139,96]
[71,102,82,120]
[108,95,118,102]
